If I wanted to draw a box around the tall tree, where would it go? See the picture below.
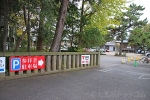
[0,0,4,52]
[35,0,57,51]
[50,0,69,52]
[63,1,80,47]
[109,3,147,55]
[2,0,9,52]
[81,28,104,48]
[129,24,150,51]
[78,0,126,47]
[14,2,29,52]
[27,0,31,52]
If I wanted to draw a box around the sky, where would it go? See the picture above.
[128,0,150,23]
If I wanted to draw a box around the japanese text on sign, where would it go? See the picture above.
[81,55,90,64]
[0,57,5,73]
[10,56,45,72]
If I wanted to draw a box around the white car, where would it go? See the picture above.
[100,49,105,52]
[146,52,150,57]
[88,48,96,52]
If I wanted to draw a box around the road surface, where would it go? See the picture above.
[0,53,150,100]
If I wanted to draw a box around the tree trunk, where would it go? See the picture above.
[78,0,84,46]
[2,0,9,52]
[50,0,69,52]
[14,5,28,52]
[27,1,31,52]
[14,30,27,52]
[0,27,3,52]
[0,1,4,52]
[119,33,123,55]
[36,6,44,51]
[36,23,44,51]
[70,21,74,47]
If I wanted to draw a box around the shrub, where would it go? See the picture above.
[122,52,126,56]
[115,52,119,56]
[67,47,78,52]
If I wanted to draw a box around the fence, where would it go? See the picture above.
[0,52,100,81]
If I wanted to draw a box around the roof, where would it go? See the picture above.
[115,40,128,43]
[105,42,115,46]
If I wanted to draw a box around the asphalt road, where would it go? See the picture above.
[0,53,150,100]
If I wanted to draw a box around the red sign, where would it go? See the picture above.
[81,55,90,64]
[10,56,45,72]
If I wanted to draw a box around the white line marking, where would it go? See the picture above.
[139,75,150,79]
[97,69,113,72]
[119,72,125,75]
[95,69,150,79]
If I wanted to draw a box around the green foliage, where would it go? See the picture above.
[77,46,85,52]
[109,3,148,55]
[114,52,119,56]
[122,52,126,56]
[114,52,126,56]
[62,2,80,47]
[81,28,104,48]
[67,47,78,52]
[84,0,126,34]
[2,0,144,52]
[129,24,150,50]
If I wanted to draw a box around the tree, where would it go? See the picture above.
[2,0,9,52]
[129,24,150,51]
[14,1,30,52]
[50,0,69,52]
[0,0,4,51]
[109,3,148,55]
[35,0,57,51]
[78,0,126,47]
[63,1,80,47]
[81,28,104,48]
[0,0,138,53]
[12,0,57,52]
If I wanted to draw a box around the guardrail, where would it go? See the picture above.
[0,52,100,81]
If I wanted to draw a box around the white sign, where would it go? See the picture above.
[127,46,131,48]
[0,57,5,73]
[81,55,90,64]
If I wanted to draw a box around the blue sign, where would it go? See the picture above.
[11,58,21,71]
[0,57,5,73]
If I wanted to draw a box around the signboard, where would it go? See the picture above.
[10,56,45,72]
[0,57,5,73]
[127,46,131,48]
[81,55,90,64]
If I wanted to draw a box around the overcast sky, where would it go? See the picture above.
[128,0,150,23]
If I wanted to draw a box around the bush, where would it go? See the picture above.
[67,47,78,52]
[122,52,126,56]
[115,52,119,56]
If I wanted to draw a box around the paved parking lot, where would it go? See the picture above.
[0,53,150,100]
[104,51,144,57]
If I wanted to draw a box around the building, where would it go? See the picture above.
[104,41,116,52]
[115,40,135,52]
[104,40,137,52]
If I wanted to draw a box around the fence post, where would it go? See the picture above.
[76,55,79,69]
[90,54,93,66]
[63,55,67,71]
[97,52,100,67]
[52,56,56,71]
[57,55,62,71]
[46,56,51,72]
[72,55,75,69]
[67,55,71,70]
